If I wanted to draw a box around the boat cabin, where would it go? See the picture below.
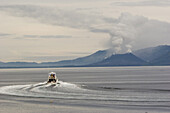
[47,72,58,83]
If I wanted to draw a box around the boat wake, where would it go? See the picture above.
[0,81,91,99]
[0,81,170,105]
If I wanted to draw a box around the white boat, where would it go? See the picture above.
[47,72,58,84]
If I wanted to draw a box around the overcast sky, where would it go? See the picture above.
[0,0,170,62]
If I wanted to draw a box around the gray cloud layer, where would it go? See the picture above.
[112,0,170,7]
[0,33,11,36]
[23,35,72,39]
[0,5,107,29]
[1,5,170,54]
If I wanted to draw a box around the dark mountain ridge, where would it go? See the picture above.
[90,53,147,66]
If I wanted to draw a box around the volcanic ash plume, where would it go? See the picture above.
[104,13,148,55]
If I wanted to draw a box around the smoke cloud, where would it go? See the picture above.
[92,13,143,54]
[91,12,170,55]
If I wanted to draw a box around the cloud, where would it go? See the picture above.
[0,5,106,29]
[0,33,12,39]
[22,55,78,62]
[22,35,72,39]
[0,0,106,4]
[0,33,11,36]
[1,5,170,55]
[112,0,170,7]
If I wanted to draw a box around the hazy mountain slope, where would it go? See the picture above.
[0,62,38,68]
[133,45,170,62]
[151,52,170,65]
[41,50,110,66]
[1,45,170,68]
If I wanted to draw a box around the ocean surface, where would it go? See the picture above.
[0,66,170,113]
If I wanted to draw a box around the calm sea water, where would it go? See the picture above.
[0,66,170,112]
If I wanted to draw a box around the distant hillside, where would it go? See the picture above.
[90,53,147,66]
[133,45,170,62]
[1,45,170,68]
[150,52,170,65]
[41,50,110,66]
[0,62,38,68]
